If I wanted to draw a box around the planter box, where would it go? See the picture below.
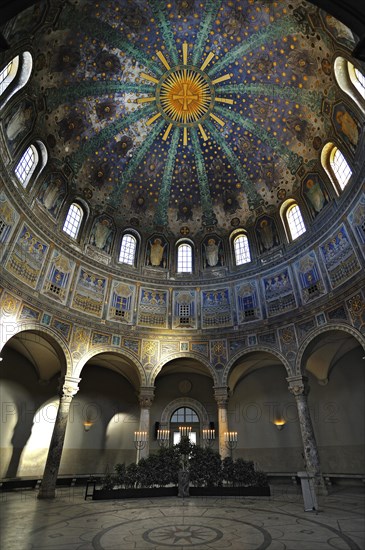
[93,486,178,500]
[189,486,271,497]
[93,485,270,500]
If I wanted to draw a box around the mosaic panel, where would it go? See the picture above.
[19,303,41,321]
[348,192,365,257]
[42,249,75,304]
[201,288,233,329]
[5,225,48,289]
[91,332,112,346]
[71,268,107,318]
[262,268,297,317]
[0,192,20,261]
[137,288,168,328]
[172,290,197,329]
[51,318,72,341]
[294,251,326,304]
[235,281,261,323]
[319,225,361,289]
[108,281,135,324]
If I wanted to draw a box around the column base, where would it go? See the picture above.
[37,488,56,499]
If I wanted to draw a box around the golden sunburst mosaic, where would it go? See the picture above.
[138,43,233,146]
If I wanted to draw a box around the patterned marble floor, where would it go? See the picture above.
[0,485,364,550]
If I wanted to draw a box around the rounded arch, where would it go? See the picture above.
[0,51,33,109]
[150,351,219,386]
[73,345,146,387]
[223,346,292,387]
[160,397,210,427]
[0,323,72,377]
[296,323,365,377]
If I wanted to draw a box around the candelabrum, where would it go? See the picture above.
[157,428,170,447]
[134,431,148,451]
[202,428,215,448]
[179,426,192,438]
[224,431,238,456]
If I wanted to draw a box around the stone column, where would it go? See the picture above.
[287,375,327,494]
[214,386,230,459]
[38,376,80,499]
[137,386,154,462]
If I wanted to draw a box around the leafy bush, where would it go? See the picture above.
[106,444,269,490]
[222,456,235,486]
[189,446,222,487]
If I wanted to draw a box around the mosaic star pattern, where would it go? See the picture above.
[30,0,354,236]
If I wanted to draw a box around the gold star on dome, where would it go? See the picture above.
[138,43,233,146]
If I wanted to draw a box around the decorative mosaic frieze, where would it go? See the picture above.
[71,268,107,318]
[5,225,48,289]
[172,290,197,329]
[293,251,326,304]
[262,268,297,317]
[319,225,361,289]
[235,281,261,323]
[201,288,233,328]
[137,288,168,328]
[108,281,135,324]
[42,250,75,304]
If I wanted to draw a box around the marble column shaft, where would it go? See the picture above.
[287,376,321,474]
[38,377,80,499]
[214,387,230,459]
[137,387,154,461]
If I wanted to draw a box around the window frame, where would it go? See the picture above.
[321,142,352,194]
[233,232,251,266]
[280,199,306,242]
[62,202,84,240]
[0,52,33,109]
[119,232,138,266]
[176,241,193,274]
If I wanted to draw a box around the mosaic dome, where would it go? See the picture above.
[3,0,361,242]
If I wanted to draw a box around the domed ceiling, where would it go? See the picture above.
[20,0,356,237]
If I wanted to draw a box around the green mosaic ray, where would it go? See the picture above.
[215,105,302,174]
[216,83,323,115]
[149,0,179,66]
[45,82,155,111]
[110,118,166,205]
[58,4,163,77]
[208,17,307,77]
[191,128,217,226]
[154,127,180,226]
[205,120,261,209]
[192,0,223,67]
[69,104,156,171]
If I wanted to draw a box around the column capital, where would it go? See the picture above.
[61,376,81,399]
[139,386,155,408]
[287,375,309,397]
[214,386,229,408]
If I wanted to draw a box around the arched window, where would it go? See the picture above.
[334,57,365,110]
[0,56,19,95]
[330,147,352,190]
[233,233,251,265]
[0,52,32,108]
[14,145,37,187]
[63,203,83,239]
[177,243,192,273]
[286,203,306,240]
[14,141,47,189]
[352,66,365,99]
[119,233,137,265]
[171,407,199,423]
[321,142,352,194]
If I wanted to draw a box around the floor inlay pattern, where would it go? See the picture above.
[0,486,364,549]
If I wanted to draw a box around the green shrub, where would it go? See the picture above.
[222,456,235,486]
[189,446,222,487]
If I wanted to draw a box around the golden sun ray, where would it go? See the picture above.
[209,112,225,126]
[146,112,162,126]
[140,72,159,84]
[212,74,231,85]
[200,51,215,72]
[137,97,156,103]
[156,51,170,70]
